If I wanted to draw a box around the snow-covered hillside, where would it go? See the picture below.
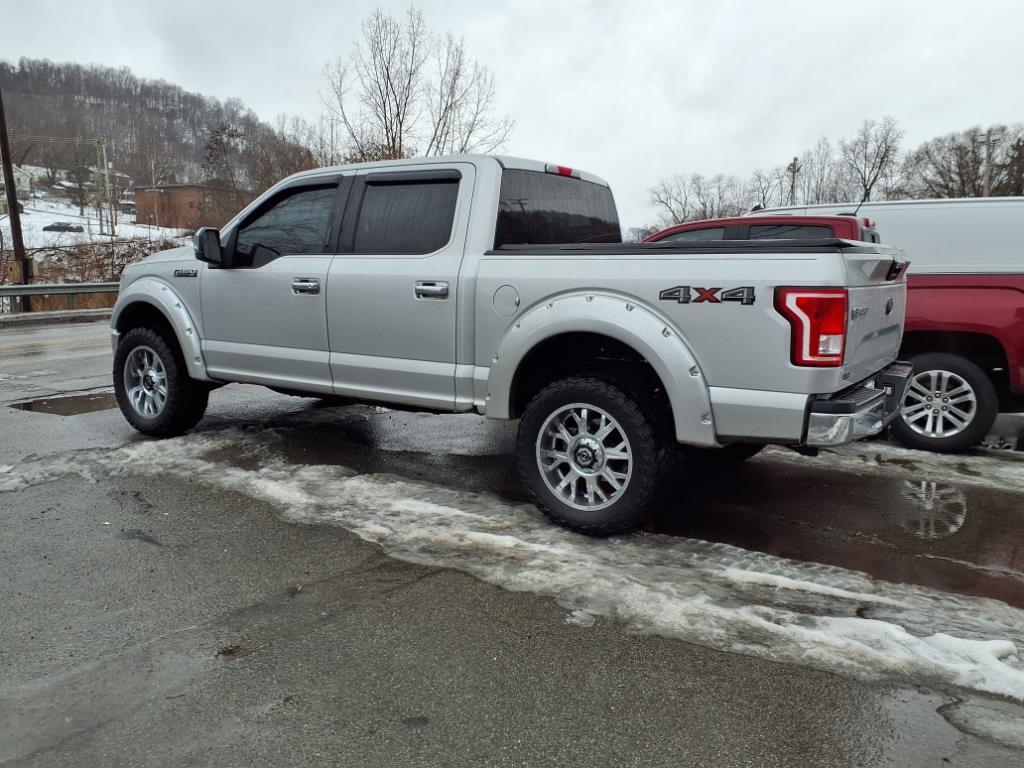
[1,198,186,251]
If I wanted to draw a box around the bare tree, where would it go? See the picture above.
[749,167,786,209]
[321,6,512,162]
[839,116,904,202]
[650,175,692,224]
[423,33,513,155]
[650,173,750,225]
[797,137,843,204]
[905,124,1024,199]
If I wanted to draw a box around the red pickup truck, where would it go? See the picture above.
[647,199,1024,453]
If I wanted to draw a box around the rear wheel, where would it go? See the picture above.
[891,353,997,453]
[114,327,209,437]
[516,376,669,536]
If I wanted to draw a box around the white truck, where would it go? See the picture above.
[111,155,911,534]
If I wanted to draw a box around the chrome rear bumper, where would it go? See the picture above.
[806,362,913,447]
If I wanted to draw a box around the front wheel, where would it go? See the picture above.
[890,353,997,453]
[113,327,209,437]
[516,376,668,536]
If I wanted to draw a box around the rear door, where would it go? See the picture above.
[326,164,475,410]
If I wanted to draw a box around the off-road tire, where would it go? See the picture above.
[890,352,997,453]
[113,327,209,437]
[516,376,670,536]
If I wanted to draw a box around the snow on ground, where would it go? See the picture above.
[1,198,186,251]
[2,421,1024,707]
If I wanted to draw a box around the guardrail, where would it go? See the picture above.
[0,282,119,310]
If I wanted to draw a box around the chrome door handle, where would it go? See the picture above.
[292,277,320,295]
[415,281,449,299]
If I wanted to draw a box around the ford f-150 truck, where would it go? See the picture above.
[110,155,911,534]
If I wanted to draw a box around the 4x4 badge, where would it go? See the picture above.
[659,286,755,305]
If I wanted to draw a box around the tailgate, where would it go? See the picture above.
[842,247,908,384]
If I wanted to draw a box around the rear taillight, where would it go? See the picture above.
[775,288,848,367]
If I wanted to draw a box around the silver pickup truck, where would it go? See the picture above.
[111,155,911,534]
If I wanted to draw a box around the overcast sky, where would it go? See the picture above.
[6,0,1024,227]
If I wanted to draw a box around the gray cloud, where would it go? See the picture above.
[7,0,1023,227]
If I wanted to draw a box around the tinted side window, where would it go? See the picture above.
[495,170,621,247]
[659,227,725,242]
[353,181,459,254]
[749,224,833,240]
[236,186,337,256]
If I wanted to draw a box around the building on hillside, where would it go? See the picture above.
[48,180,82,198]
[119,187,136,216]
[133,184,248,230]
[1,166,35,196]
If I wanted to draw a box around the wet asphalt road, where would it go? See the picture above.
[2,320,1024,767]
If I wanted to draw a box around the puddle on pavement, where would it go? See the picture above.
[898,480,968,540]
[10,391,117,415]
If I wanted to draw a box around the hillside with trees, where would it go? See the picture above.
[0,57,316,196]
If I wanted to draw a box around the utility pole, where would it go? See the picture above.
[101,139,116,234]
[786,156,801,206]
[0,82,30,311]
[982,127,1004,198]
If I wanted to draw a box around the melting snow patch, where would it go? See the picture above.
[565,609,597,627]
[939,698,1024,750]
[3,427,1024,702]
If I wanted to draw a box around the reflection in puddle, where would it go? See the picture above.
[900,480,968,540]
[10,391,117,416]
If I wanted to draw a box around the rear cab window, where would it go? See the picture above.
[495,170,621,247]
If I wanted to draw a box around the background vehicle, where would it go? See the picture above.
[753,198,1024,452]
[42,221,84,233]
[110,155,909,534]
[645,215,879,244]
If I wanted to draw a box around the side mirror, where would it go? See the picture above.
[194,227,222,265]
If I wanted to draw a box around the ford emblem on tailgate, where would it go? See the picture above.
[885,297,894,315]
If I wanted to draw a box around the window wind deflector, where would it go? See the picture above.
[365,169,461,185]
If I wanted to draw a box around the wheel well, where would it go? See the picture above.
[509,332,672,421]
[901,331,1007,373]
[115,302,177,347]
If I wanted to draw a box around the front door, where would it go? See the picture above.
[326,165,474,410]
[200,182,344,393]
